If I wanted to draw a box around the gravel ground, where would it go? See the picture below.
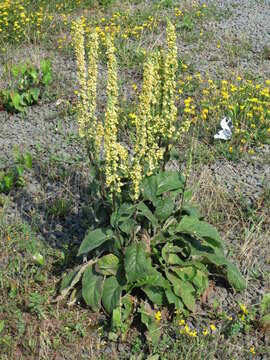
[0,0,270,358]
[178,0,270,78]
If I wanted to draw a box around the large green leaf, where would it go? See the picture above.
[171,266,196,282]
[111,203,135,224]
[141,175,158,205]
[96,254,119,276]
[119,218,137,235]
[134,262,170,289]
[154,197,174,221]
[190,247,245,291]
[176,216,223,248]
[142,286,164,306]
[137,202,158,228]
[78,228,113,256]
[191,269,209,295]
[110,203,136,234]
[124,243,149,283]
[181,204,202,219]
[82,265,104,311]
[166,271,196,312]
[102,276,123,313]
[162,243,184,265]
[190,247,227,266]
[165,288,184,311]
[156,171,185,195]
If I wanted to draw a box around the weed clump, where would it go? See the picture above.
[56,18,246,344]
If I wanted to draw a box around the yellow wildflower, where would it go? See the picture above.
[239,303,248,315]
[203,328,209,336]
[155,311,162,322]
[201,108,208,120]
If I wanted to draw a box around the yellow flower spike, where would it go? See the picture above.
[104,34,128,194]
[72,19,89,139]
[86,29,101,151]
[161,20,178,139]
[131,57,156,199]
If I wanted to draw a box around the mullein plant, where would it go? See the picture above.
[73,18,185,201]
[58,19,245,341]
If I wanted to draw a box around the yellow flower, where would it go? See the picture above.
[72,19,89,138]
[221,91,229,100]
[182,63,188,70]
[210,324,217,332]
[203,329,209,336]
[201,108,208,120]
[178,319,185,326]
[155,311,162,322]
[250,346,256,355]
[239,303,248,315]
